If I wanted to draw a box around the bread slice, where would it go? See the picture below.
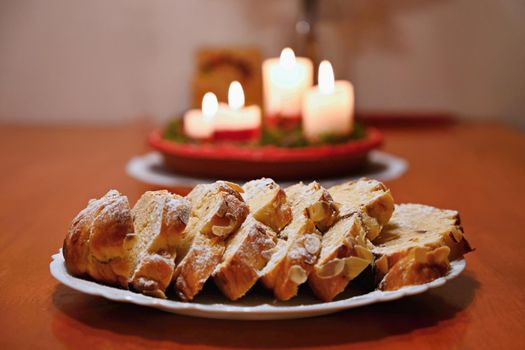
[127,191,190,298]
[372,203,473,291]
[213,217,277,300]
[172,181,249,301]
[242,178,292,232]
[307,179,394,301]
[329,178,395,241]
[308,214,373,301]
[63,190,135,288]
[212,179,289,300]
[286,182,340,233]
[260,182,339,300]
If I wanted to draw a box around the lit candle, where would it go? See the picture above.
[302,60,354,141]
[262,47,313,119]
[214,81,261,141]
[183,92,218,140]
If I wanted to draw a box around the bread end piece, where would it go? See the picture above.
[63,190,134,288]
[373,203,473,291]
[379,246,451,291]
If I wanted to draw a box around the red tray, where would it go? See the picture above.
[148,128,384,180]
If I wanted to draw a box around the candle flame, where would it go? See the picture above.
[318,60,335,94]
[202,92,218,120]
[228,81,245,111]
[279,47,296,69]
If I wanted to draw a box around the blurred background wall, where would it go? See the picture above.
[0,0,523,126]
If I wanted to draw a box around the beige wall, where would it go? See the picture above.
[0,0,523,125]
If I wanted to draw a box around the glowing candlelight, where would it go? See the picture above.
[302,60,354,141]
[262,47,313,118]
[228,81,245,111]
[183,92,217,140]
[213,81,261,140]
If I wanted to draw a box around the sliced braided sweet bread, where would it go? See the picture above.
[128,190,190,298]
[242,178,292,232]
[63,190,135,288]
[308,215,372,301]
[63,190,191,298]
[213,179,290,300]
[260,182,339,301]
[329,178,395,240]
[308,178,395,301]
[62,180,473,302]
[213,216,277,300]
[172,181,249,301]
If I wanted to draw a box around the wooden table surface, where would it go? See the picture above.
[1,121,524,349]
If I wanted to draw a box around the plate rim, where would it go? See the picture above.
[50,251,466,320]
[125,150,409,189]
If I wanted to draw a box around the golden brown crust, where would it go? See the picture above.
[63,209,93,277]
[63,190,134,288]
[329,178,394,240]
[172,181,249,301]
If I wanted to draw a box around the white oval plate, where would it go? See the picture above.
[50,251,465,320]
[126,150,408,189]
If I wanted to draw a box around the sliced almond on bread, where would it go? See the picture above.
[307,179,394,301]
[286,182,340,233]
[372,203,473,291]
[212,179,289,301]
[172,181,249,301]
[308,214,373,301]
[329,178,395,241]
[260,182,338,300]
[242,178,292,232]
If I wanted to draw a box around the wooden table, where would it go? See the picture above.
[1,121,524,349]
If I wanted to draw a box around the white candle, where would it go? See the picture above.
[183,92,218,140]
[214,81,261,133]
[302,60,354,141]
[262,47,313,118]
